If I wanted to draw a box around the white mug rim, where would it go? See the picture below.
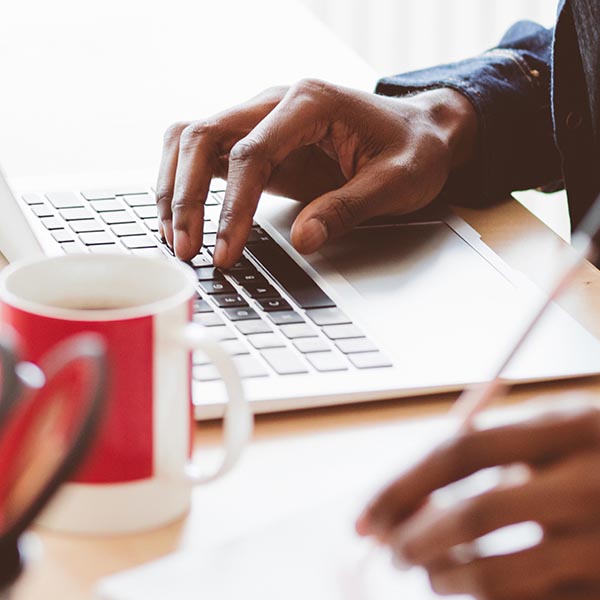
[0,254,198,322]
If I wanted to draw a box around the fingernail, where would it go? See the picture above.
[299,218,328,254]
[213,238,229,267]
[174,229,191,258]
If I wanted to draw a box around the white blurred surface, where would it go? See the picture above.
[300,0,558,74]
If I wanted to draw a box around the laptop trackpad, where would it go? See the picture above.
[316,222,595,384]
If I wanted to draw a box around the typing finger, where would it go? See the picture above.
[214,79,338,268]
[169,87,288,260]
[156,121,190,247]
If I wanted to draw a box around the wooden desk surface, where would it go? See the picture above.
[10,197,600,600]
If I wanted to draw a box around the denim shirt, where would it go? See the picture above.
[376,0,598,235]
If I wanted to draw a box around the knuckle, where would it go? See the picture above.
[178,121,214,151]
[291,77,332,98]
[328,195,365,232]
[163,121,188,145]
[155,189,173,218]
[229,138,265,163]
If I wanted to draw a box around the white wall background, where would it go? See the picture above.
[299,0,558,75]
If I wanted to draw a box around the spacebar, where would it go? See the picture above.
[246,241,335,309]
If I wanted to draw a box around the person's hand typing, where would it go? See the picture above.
[156,81,477,268]
[356,405,600,600]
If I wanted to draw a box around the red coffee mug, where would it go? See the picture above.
[0,254,252,534]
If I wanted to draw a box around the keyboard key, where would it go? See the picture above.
[52,229,75,243]
[89,244,121,254]
[260,348,308,375]
[248,333,286,350]
[69,219,104,233]
[132,248,168,260]
[22,193,44,205]
[279,323,318,339]
[306,307,351,327]
[206,193,221,206]
[101,211,135,225]
[31,205,54,218]
[235,320,273,335]
[193,365,221,382]
[145,217,160,232]
[322,324,364,340]
[111,223,145,237]
[242,284,280,299]
[247,227,271,244]
[207,326,237,341]
[195,266,224,281]
[41,216,63,230]
[335,338,378,354]
[123,194,154,207]
[199,280,235,295]
[202,233,217,247]
[246,240,335,309]
[193,299,213,313]
[79,231,115,245]
[348,352,393,369]
[90,199,123,213]
[306,352,348,372]
[61,242,86,254]
[233,355,268,378]
[223,307,260,322]
[115,187,148,196]
[213,294,248,309]
[268,311,305,326]
[231,270,268,286]
[193,313,224,327]
[221,339,250,356]
[191,251,213,267]
[256,298,292,312]
[134,206,158,219]
[81,190,115,201]
[121,235,157,249]
[46,192,83,209]
[203,221,218,234]
[293,338,331,353]
[226,257,253,271]
[60,207,95,221]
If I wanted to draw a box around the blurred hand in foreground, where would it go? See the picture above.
[357,404,600,600]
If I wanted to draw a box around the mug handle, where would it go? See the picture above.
[175,323,253,485]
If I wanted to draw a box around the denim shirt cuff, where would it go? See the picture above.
[375,50,553,207]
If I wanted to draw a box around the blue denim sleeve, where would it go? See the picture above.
[376,21,562,207]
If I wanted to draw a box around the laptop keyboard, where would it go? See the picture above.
[22,187,393,382]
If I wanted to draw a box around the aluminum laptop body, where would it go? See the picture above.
[1,164,600,420]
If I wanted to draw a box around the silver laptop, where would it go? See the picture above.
[2,164,600,419]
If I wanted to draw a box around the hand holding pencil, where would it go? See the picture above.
[355,196,600,599]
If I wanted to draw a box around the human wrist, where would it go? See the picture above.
[411,88,479,168]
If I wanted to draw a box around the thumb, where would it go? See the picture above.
[290,161,411,254]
